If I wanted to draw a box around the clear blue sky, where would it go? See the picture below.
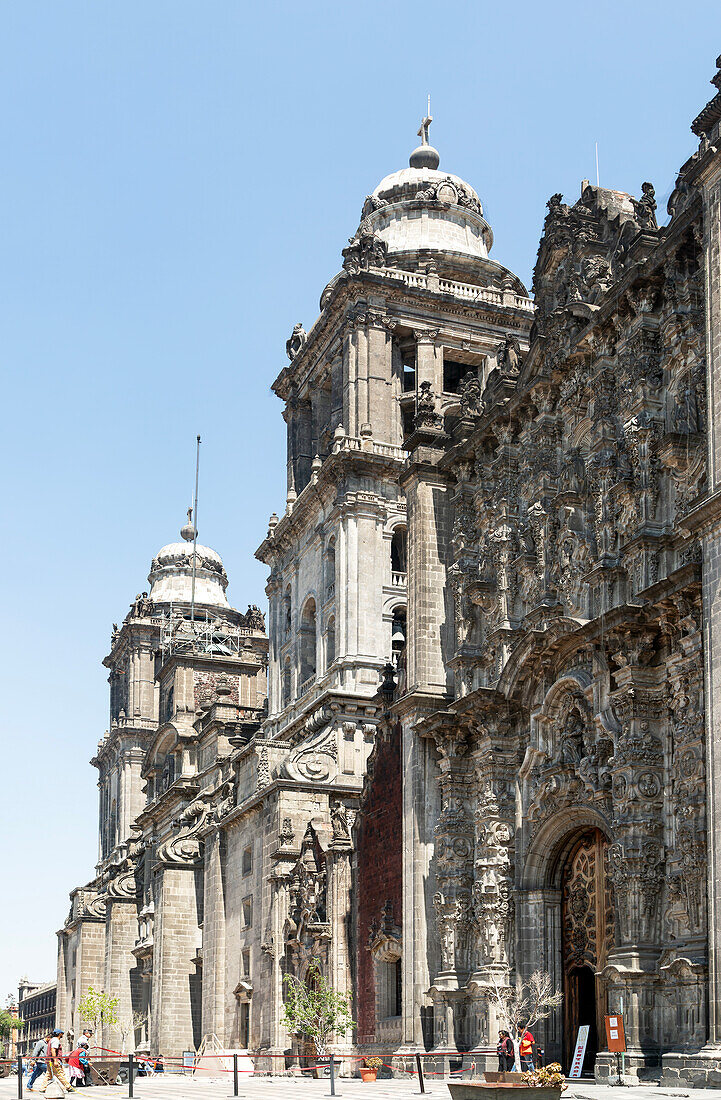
[1,0,718,1002]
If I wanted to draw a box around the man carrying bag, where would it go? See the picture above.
[27,1034,49,1092]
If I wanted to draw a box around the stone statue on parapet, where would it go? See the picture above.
[286,323,307,361]
[632,182,658,230]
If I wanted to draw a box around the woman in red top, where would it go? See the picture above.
[519,1030,535,1071]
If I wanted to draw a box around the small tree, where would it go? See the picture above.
[77,987,119,1034]
[487,970,563,1070]
[118,1011,148,1053]
[0,1011,24,1058]
[281,959,355,1060]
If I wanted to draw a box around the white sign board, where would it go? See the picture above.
[568,1024,590,1079]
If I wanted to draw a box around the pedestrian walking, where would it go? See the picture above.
[47,1028,76,1093]
[27,1034,49,1092]
[78,1038,94,1087]
[519,1029,535,1072]
[497,1029,514,1072]
[67,1047,85,1088]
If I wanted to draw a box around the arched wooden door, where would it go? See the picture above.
[561,828,614,1075]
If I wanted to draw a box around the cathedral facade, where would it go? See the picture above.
[58,58,721,1084]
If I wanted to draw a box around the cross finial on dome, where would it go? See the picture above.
[180,506,197,542]
[410,96,440,170]
[418,95,432,146]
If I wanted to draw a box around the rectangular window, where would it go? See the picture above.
[242,846,252,876]
[242,897,253,929]
[242,949,251,977]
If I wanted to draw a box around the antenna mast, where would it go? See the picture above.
[190,435,201,623]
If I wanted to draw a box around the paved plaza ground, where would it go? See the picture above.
[3,1078,721,1100]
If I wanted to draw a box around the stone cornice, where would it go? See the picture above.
[219,777,362,831]
[679,489,721,537]
[256,444,405,564]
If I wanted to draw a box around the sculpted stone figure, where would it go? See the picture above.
[496,333,522,378]
[632,182,658,230]
[286,322,307,361]
[460,369,483,416]
[415,380,443,430]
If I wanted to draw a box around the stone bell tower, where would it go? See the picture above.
[256,114,533,1055]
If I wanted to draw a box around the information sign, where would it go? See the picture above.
[568,1024,590,1078]
[182,1051,195,1074]
[604,1014,626,1053]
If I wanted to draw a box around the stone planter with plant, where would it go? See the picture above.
[360,1056,383,1082]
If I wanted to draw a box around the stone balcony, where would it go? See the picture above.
[373,264,535,313]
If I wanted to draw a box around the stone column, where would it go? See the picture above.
[343,322,358,438]
[104,893,140,1053]
[266,577,281,716]
[201,830,226,1042]
[327,826,354,1063]
[355,321,370,436]
[692,135,721,1049]
[397,711,441,1049]
[150,865,201,1061]
[367,312,396,442]
[74,915,106,1039]
[415,330,441,393]
[602,669,665,1077]
[56,931,69,1033]
[402,440,452,694]
[267,875,290,1058]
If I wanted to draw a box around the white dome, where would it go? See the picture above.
[372,166,482,211]
[148,538,229,608]
[362,160,493,260]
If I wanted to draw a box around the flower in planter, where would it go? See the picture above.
[364,1057,383,1070]
[521,1063,567,1090]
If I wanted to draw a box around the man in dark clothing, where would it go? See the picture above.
[27,1035,49,1092]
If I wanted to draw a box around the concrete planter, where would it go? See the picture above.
[448,1086,562,1100]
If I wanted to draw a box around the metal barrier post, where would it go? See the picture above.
[328,1053,336,1097]
[128,1053,134,1099]
[416,1052,425,1094]
[233,1053,239,1096]
[17,1055,23,1099]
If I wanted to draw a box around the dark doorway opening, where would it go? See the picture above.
[565,965,598,1075]
[561,828,613,1076]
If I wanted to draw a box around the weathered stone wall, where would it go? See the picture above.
[103,899,140,1053]
[150,866,202,1059]
[356,724,402,1043]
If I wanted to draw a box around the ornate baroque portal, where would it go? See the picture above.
[561,829,614,1074]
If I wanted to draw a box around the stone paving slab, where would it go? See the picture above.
[4,1079,721,1100]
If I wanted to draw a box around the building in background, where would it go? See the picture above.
[16,980,56,1056]
[57,519,268,1058]
[54,54,721,1085]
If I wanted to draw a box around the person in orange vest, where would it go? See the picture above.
[519,1029,535,1071]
